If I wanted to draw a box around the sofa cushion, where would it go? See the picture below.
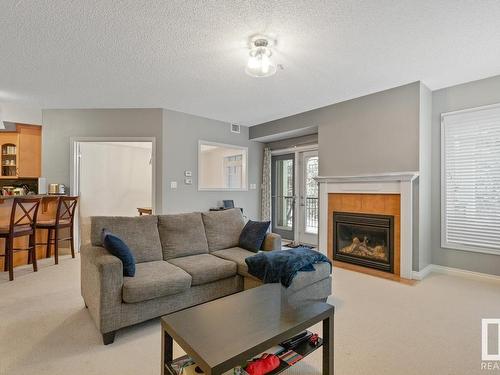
[122,261,192,303]
[90,215,163,263]
[91,215,163,263]
[201,209,245,251]
[211,247,258,279]
[158,213,209,259]
[169,254,237,286]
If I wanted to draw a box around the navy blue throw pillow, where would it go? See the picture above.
[101,229,136,277]
[239,220,271,252]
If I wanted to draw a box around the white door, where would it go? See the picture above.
[74,141,153,248]
[297,151,319,245]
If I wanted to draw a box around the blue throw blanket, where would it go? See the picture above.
[245,247,332,287]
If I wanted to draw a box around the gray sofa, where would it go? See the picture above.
[80,208,332,344]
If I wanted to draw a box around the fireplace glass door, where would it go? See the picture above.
[333,212,394,272]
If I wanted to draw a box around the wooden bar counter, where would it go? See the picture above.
[0,195,71,271]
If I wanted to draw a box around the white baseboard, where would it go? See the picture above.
[412,264,434,280]
[412,264,500,282]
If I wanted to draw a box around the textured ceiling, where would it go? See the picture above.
[1,0,500,126]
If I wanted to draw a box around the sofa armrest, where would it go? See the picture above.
[80,244,123,334]
[261,232,282,251]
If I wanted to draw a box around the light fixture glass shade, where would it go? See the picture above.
[245,45,277,78]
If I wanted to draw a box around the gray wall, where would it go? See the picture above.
[162,109,263,220]
[249,118,317,141]
[42,108,264,219]
[266,134,318,150]
[252,82,421,176]
[42,108,164,211]
[431,75,500,275]
[0,103,43,125]
[318,82,420,176]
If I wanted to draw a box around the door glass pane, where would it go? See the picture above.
[223,154,243,189]
[276,159,294,229]
[304,156,318,234]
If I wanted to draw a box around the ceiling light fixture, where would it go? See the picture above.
[245,37,277,78]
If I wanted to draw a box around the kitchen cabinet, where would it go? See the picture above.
[17,124,41,177]
[0,133,19,177]
[0,124,41,179]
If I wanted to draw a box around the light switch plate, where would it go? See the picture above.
[184,177,192,185]
[250,183,257,190]
[184,170,192,177]
[170,181,177,189]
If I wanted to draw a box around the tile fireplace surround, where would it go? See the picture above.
[315,172,419,279]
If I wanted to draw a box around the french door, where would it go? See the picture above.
[271,149,319,245]
[297,151,319,245]
[271,154,295,240]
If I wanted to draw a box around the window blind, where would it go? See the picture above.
[441,104,500,253]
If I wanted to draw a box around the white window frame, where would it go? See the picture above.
[441,102,500,255]
[197,140,248,192]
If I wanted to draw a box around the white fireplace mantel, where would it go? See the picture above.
[315,172,419,183]
[314,172,419,279]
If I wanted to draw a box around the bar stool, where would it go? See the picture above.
[0,197,41,281]
[37,196,78,264]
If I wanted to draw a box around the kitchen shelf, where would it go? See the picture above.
[1,143,17,178]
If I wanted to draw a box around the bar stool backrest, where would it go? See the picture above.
[9,197,41,234]
[56,196,78,225]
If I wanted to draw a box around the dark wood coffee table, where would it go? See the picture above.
[161,284,334,375]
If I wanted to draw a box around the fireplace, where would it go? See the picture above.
[318,174,417,279]
[333,212,394,273]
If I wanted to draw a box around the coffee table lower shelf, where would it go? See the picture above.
[165,336,324,375]
[268,336,324,375]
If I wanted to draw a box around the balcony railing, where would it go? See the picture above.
[305,197,318,234]
[276,196,319,234]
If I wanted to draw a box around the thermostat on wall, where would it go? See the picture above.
[231,123,241,133]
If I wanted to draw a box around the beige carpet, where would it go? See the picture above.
[1,255,499,375]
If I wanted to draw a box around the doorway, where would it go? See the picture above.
[271,147,319,245]
[71,138,155,249]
